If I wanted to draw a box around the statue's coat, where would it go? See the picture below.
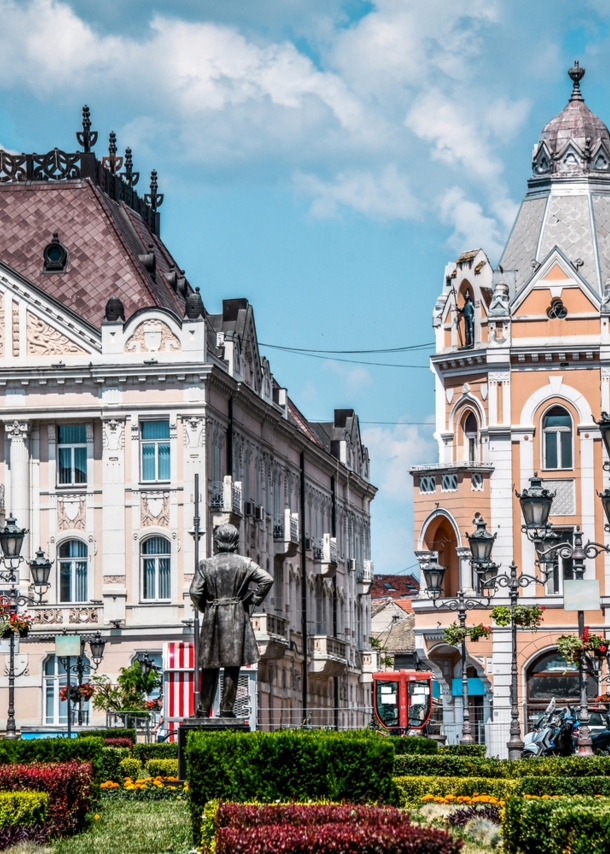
[190,553,273,669]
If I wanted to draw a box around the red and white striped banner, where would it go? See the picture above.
[164,642,195,739]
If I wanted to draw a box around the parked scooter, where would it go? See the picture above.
[522,699,577,757]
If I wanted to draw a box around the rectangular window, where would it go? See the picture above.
[141,421,170,482]
[57,424,87,486]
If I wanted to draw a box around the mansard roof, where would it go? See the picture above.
[0,108,189,326]
[500,63,610,297]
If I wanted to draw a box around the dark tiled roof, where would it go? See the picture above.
[371,574,420,599]
[287,398,325,449]
[0,179,186,325]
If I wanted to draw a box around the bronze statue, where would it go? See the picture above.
[457,290,475,349]
[189,523,273,718]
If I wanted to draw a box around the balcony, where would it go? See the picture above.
[211,476,243,526]
[351,559,373,595]
[308,634,347,677]
[358,648,380,684]
[313,534,338,578]
[273,509,299,558]
[251,611,289,660]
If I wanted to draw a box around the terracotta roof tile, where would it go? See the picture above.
[0,179,186,325]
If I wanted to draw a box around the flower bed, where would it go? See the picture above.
[394,776,518,805]
[0,762,94,837]
[100,775,188,800]
[202,802,461,854]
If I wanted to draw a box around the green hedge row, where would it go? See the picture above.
[395,775,518,804]
[503,796,610,854]
[0,792,49,827]
[186,731,398,844]
[391,737,437,755]
[78,729,136,743]
[101,747,130,782]
[0,737,104,782]
[438,744,486,757]
[395,774,610,804]
[132,742,178,762]
[394,754,610,778]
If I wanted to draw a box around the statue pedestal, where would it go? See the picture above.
[178,716,250,780]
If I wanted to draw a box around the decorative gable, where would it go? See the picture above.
[26,312,88,356]
[124,319,181,354]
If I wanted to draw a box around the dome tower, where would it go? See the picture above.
[500,62,610,295]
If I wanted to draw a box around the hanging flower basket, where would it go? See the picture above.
[557,634,585,665]
[490,604,545,629]
[490,606,511,627]
[469,624,492,642]
[443,622,491,646]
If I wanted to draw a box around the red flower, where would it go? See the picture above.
[583,626,590,642]
[600,645,608,653]
[541,606,546,610]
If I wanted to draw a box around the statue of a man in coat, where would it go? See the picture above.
[190,523,273,718]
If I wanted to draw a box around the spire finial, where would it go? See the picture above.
[121,147,139,188]
[101,131,123,175]
[568,60,585,102]
[144,169,164,212]
[76,105,98,152]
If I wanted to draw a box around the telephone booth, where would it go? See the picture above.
[373,670,433,733]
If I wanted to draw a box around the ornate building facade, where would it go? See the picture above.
[411,64,610,756]
[0,111,376,734]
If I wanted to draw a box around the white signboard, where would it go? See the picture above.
[563,579,601,612]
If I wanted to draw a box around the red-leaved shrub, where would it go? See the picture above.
[103,737,133,750]
[216,822,462,854]
[0,762,93,837]
[218,804,408,828]
[0,824,48,851]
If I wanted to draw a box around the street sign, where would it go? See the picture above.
[55,635,81,657]
[563,579,601,612]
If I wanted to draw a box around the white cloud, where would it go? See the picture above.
[322,359,372,389]
[363,422,436,501]
[439,186,506,260]
[294,165,419,220]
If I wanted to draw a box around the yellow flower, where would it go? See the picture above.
[183,782,189,791]
[421,795,435,802]
[94,814,100,821]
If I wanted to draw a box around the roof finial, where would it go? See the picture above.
[144,169,164,212]
[76,105,98,152]
[101,131,123,175]
[568,60,585,102]
[121,147,139,188]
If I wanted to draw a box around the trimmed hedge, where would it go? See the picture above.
[0,737,103,782]
[132,742,178,762]
[503,796,610,854]
[517,776,610,797]
[187,731,397,844]
[549,803,610,854]
[0,762,94,837]
[146,759,178,778]
[207,803,460,854]
[78,728,136,743]
[101,747,130,783]
[394,754,610,778]
[391,737,438,756]
[394,775,518,805]
[119,758,142,780]
[438,744,486,757]
[0,792,48,827]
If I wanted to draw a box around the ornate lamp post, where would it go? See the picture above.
[0,517,53,739]
[58,632,106,731]
[422,519,499,745]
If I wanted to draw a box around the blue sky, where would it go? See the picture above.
[0,0,608,573]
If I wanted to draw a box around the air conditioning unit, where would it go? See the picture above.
[305,537,312,551]
[255,505,265,521]
[348,559,357,572]
[244,501,254,517]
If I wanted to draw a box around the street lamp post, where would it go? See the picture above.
[59,632,106,733]
[422,520,499,746]
[0,517,53,739]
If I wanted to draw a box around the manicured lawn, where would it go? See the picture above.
[4,799,193,854]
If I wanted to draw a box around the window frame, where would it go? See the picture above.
[462,410,479,464]
[140,420,171,483]
[541,404,573,471]
[140,535,172,602]
[58,539,89,604]
[57,424,88,487]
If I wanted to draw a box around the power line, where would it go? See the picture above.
[259,349,429,368]
[309,420,435,426]
[260,341,435,355]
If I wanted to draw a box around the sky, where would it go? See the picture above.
[0,0,608,574]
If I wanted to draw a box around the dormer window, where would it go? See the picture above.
[43,233,68,273]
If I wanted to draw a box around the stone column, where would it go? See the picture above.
[5,420,31,553]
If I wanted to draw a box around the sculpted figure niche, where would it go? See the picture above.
[189,524,273,717]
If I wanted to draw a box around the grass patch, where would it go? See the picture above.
[4,799,193,854]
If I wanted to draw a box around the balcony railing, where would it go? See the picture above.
[313,534,338,575]
[273,510,299,556]
[308,635,347,660]
[211,476,243,517]
[357,560,373,584]
[251,612,289,639]
[410,461,494,472]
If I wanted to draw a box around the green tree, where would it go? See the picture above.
[92,662,161,712]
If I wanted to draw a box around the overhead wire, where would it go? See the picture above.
[259,341,435,355]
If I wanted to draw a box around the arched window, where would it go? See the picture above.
[543,405,573,469]
[526,649,596,723]
[141,536,171,601]
[59,540,88,603]
[463,411,478,463]
[44,654,91,725]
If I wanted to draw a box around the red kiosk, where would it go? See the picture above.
[373,671,433,732]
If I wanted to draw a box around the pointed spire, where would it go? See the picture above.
[144,169,164,212]
[76,105,98,152]
[122,147,139,187]
[569,60,585,102]
[101,131,123,175]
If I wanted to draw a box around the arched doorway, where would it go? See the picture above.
[526,649,597,727]
[423,516,459,597]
